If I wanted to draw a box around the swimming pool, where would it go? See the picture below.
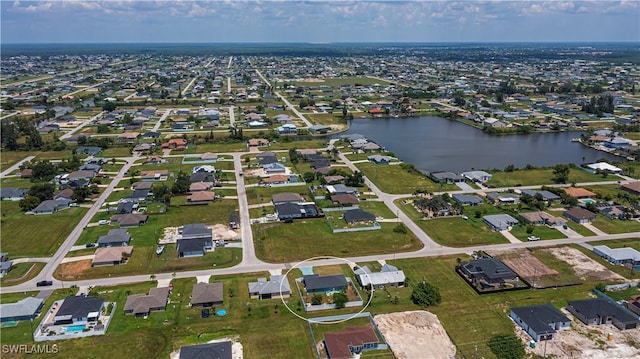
[64,324,86,332]
[581,199,595,204]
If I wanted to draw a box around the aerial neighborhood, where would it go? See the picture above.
[1,42,639,359]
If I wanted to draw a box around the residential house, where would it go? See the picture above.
[247,138,270,148]
[429,171,465,184]
[32,199,70,215]
[74,146,102,156]
[190,282,224,307]
[97,229,132,247]
[564,207,596,224]
[324,175,345,184]
[115,202,137,214]
[326,184,358,195]
[177,224,213,257]
[323,326,380,359]
[189,172,214,183]
[520,189,560,202]
[248,275,291,300]
[599,204,629,220]
[68,170,95,181]
[53,295,104,325]
[110,213,148,228]
[459,258,519,285]
[274,202,321,221]
[331,194,359,206]
[92,246,134,267]
[116,132,139,143]
[0,297,44,323]
[124,287,170,317]
[0,187,28,201]
[483,214,519,231]
[587,162,623,174]
[263,174,294,185]
[272,192,304,205]
[461,170,493,183]
[55,188,75,202]
[179,341,232,359]
[344,209,376,224]
[355,264,405,289]
[486,192,520,205]
[621,182,640,196]
[520,212,567,227]
[189,182,214,192]
[628,296,640,316]
[452,194,484,206]
[187,191,215,204]
[162,138,187,150]
[121,189,150,203]
[133,143,154,152]
[566,298,639,330]
[132,181,154,190]
[0,259,12,278]
[192,165,216,173]
[263,162,287,174]
[592,245,640,268]
[509,304,571,342]
[277,124,297,134]
[563,187,597,199]
[303,274,348,294]
[140,169,169,181]
[367,155,392,164]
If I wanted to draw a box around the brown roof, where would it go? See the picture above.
[272,192,303,204]
[21,169,33,178]
[56,188,74,198]
[296,149,317,155]
[621,182,640,195]
[263,175,290,183]
[188,191,215,202]
[140,169,169,178]
[331,194,359,205]
[563,187,596,198]
[189,182,213,192]
[324,326,378,359]
[93,246,133,265]
[323,175,344,184]
[200,152,218,160]
[132,181,153,190]
[564,207,596,220]
[190,282,224,306]
[118,132,139,139]
[110,213,148,227]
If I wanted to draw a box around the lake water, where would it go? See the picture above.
[341,116,623,173]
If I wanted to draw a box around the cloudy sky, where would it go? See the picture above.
[1,0,638,43]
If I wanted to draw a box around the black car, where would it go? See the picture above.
[36,280,53,287]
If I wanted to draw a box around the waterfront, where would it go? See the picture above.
[343,116,623,173]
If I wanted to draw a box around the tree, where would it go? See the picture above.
[153,183,172,204]
[332,292,348,309]
[27,183,56,202]
[172,172,191,194]
[1,120,19,151]
[552,164,571,184]
[72,187,92,203]
[102,102,116,112]
[311,294,323,305]
[302,172,316,183]
[487,334,525,359]
[19,195,41,212]
[410,281,441,307]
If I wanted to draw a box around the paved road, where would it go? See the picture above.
[231,153,266,267]
[275,91,313,128]
[153,109,172,131]
[0,155,35,178]
[35,156,138,283]
[59,112,105,140]
[229,106,236,127]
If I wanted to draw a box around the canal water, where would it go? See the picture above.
[341,116,623,173]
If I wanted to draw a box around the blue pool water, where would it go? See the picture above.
[64,324,86,332]
[216,309,227,316]
[300,266,314,276]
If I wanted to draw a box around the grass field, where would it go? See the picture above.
[253,220,423,262]
[564,219,596,236]
[591,215,640,234]
[509,224,567,241]
[0,263,45,286]
[487,168,605,187]
[358,200,396,218]
[355,162,457,194]
[0,201,88,257]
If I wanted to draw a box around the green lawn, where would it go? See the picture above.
[509,224,567,241]
[587,238,640,251]
[564,219,596,236]
[253,220,423,262]
[487,168,605,187]
[0,263,45,287]
[591,215,640,234]
[358,200,396,218]
[355,162,457,194]
[0,201,88,257]
[101,147,133,157]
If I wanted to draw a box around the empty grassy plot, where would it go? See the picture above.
[591,215,640,234]
[0,262,45,286]
[509,225,567,241]
[356,162,456,194]
[253,220,422,263]
[487,167,604,187]
[0,201,88,257]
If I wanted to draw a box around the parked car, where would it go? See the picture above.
[36,280,53,287]
[86,243,96,248]
[527,236,540,241]
[98,220,110,225]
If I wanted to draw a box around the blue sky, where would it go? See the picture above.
[1,1,639,43]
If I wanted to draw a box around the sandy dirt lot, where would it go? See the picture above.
[546,247,624,281]
[57,259,92,279]
[514,307,640,359]
[160,225,239,244]
[374,311,456,359]
[494,249,558,280]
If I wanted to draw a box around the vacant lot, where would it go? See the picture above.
[546,247,625,282]
[355,162,457,194]
[0,201,87,257]
[487,168,604,187]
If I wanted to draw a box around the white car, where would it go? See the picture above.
[98,220,110,225]
[527,236,540,241]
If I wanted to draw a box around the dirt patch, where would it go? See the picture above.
[514,308,640,358]
[494,249,559,282]
[211,224,240,241]
[375,311,456,359]
[57,259,92,280]
[546,247,624,281]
